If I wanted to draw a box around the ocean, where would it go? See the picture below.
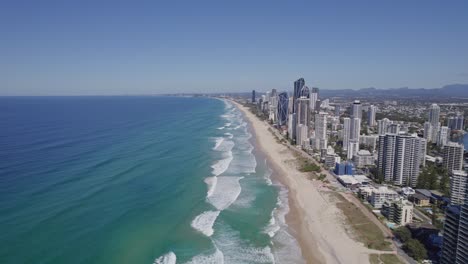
[0,96,303,264]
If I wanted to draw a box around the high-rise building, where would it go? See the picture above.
[368,105,377,126]
[378,118,392,135]
[296,97,310,126]
[252,90,256,103]
[388,123,401,134]
[335,105,341,117]
[378,134,426,187]
[437,126,450,147]
[450,170,468,206]
[277,92,289,126]
[288,113,297,141]
[381,199,414,226]
[296,124,309,147]
[350,118,361,141]
[315,112,328,150]
[347,140,359,160]
[448,114,465,131]
[293,78,305,113]
[315,99,322,112]
[352,100,362,120]
[443,142,464,172]
[301,85,310,98]
[423,122,433,142]
[444,183,468,263]
[309,87,319,113]
[428,104,441,142]
[343,117,351,151]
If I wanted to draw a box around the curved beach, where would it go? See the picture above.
[233,100,385,264]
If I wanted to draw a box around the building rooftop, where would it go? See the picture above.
[357,150,372,155]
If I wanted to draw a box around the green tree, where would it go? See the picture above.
[403,239,428,261]
[393,226,411,243]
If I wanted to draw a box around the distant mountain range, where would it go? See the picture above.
[320,84,468,98]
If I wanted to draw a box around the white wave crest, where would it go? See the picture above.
[213,137,224,150]
[214,140,235,152]
[211,154,233,176]
[204,176,217,197]
[191,210,221,237]
[207,176,243,210]
[224,132,233,139]
[153,252,176,264]
[217,126,225,130]
[185,248,224,264]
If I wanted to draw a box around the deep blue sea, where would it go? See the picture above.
[0,96,303,264]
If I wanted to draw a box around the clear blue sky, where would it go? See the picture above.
[1,0,467,95]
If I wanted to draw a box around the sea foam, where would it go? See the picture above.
[191,210,221,237]
[185,247,224,264]
[153,252,176,264]
[211,154,233,176]
[207,176,243,210]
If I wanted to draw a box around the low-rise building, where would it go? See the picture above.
[381,199,414,226]
[370,186,400,209]
[353,150,374,167]
[410,193,430,207]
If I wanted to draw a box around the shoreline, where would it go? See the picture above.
[232,100,382,264]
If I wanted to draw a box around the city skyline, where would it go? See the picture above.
[1,0,468,95]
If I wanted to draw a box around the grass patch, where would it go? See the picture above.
[334,194,393,251]
[369,254,403,264]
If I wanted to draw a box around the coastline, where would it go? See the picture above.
[232,100,382,264]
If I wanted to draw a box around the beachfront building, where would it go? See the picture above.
[296,97,310,126]
[377,133,426,187]
[350,118,361,142]
[381,199,413,226]
[450,170,468,206]
[443,142,464,172]
[334,161,354,176]
[251,90,256,103]
[310,87,319,113]
[296,124,309,147]
[277,92,289,126]
[370,186,400,209]
[314,112,328,150]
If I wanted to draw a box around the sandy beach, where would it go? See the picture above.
[233,101,388,264]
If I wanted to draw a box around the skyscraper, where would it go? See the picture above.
[368,105,377,126]
[423,122,433,142]
[310,87,319,113]
[335,104,341,117]
[450,170,468,206]
[301,85,310,98]
[352,100,362,120]
[378,134,426,187]
[350,118,361,141]
[443,142,464,172]
[437,126,450,147]
[293,78,305,113]
[315,112,328,150]
[448,114,465,131]
[428,104,441,142]
[441,205,461,264]
[252,90,256,103]
[296,97,310,126]
[378,118,392,135]
[277,92,289,126]
[343,117,351,151]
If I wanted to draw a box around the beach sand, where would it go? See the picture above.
[233,101,385,264]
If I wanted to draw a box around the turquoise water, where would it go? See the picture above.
[0,96,303,264]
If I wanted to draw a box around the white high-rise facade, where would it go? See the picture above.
[424,122,433,142]
[443,142,464,172]
[347,140,360,160]
[343,117,351,151]
[378,118,392,135]
[378,134,426,187]
[450,170,468,206]
[368,105,377,126]
[429,104,441,143]
[437,126,450,147]
[315,112,328,150]
[350,118,361,141]
[352,100,362,120]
